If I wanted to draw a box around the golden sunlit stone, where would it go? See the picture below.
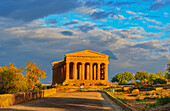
[52,50,111,86]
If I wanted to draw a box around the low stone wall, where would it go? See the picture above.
[0,88,56,108]
[104,91,135,111]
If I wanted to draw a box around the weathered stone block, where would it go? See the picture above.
[132,89,139,94]
[123,87,131,91]
[156,87,163,91]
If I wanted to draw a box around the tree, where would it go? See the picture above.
[135,71,149,82]
[117,72,125,84]
[153,78,167,84]
[111,75,118,83]
[156,72,165,79]
[112,71,134,84]
[123,71,135,82]
[167,61,170,73]
[165,61,170,80]
[149,72,158,84]
[25,61,46,90]
[0,63,28,94]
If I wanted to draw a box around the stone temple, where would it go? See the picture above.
[52,50,111,86]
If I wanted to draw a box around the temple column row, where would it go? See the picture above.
[66,62,108,81]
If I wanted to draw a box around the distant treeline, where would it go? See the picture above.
[112,61,170,85]
[0,61,46,94]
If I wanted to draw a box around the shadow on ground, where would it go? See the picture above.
[0,92,113,111]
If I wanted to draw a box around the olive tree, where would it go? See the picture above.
[112,71,134,84]
[135,71,149,82]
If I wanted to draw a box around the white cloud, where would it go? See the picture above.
[161,53,170,60]
[148,23,170,31]
[113,15,126,20]
[138,12,144,15]
[164,12,168,17]
[164,12,168,15]
[1,19,169,73]
[145,18,161,24]
[5,27,80,39]
[126,11,136,15]
[75,6,98,14]
[144,32,163,38]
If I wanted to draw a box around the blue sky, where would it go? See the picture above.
[0,0,169,83]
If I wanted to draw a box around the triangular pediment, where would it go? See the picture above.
[65,50,108,57]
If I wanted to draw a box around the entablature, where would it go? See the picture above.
[52,60,65,69]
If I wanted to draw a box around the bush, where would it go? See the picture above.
[153,78,167,84]
[34,81,43,91]
[149,103,158,108]
[144,97,156,100]
[117,97,126,103]
[157,96,170,105]
[149,96,170,108]
[136,97,140,101]
[103,88,110,91]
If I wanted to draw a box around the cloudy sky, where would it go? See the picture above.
[0,0,169,83]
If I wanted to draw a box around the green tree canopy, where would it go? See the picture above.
[112,71,134,84]
[149,72,158,84]
[135,71,149,82]
[123,71,135,81]
[111,75,118,83]
[166,61,170,79]
[156,72,165,79]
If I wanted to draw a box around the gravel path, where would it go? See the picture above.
[1,92,123,111]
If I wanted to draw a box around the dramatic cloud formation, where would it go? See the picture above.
[0,0,79,21]
[0,0,169,83]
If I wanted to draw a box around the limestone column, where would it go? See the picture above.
[89,63,93,80]
[93,64,96,80]
[79,64,81,80]
[105,63,108,81]
[86,64,89,80]
[73,62,77,80]
[81,62,85,80]
[97,63,100,80]
[66,62,70,80]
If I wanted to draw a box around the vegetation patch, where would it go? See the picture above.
[0,61,46,94]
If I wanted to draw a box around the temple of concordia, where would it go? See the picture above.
[52,50,111,86]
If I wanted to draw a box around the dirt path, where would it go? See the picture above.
[1,92,123,111]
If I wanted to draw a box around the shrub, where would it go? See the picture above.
[153,78,167,84]
[120,99,126,103]
[144,104,148,109]
[136,97,140,101]
[144,97,156,100]
[149,96,170,108]
[65,84,68,86]
[34,80,43,91]
[139,102,146,104]
[149,103,158,108]
[157,96,170,105]
[103,88,110,91]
